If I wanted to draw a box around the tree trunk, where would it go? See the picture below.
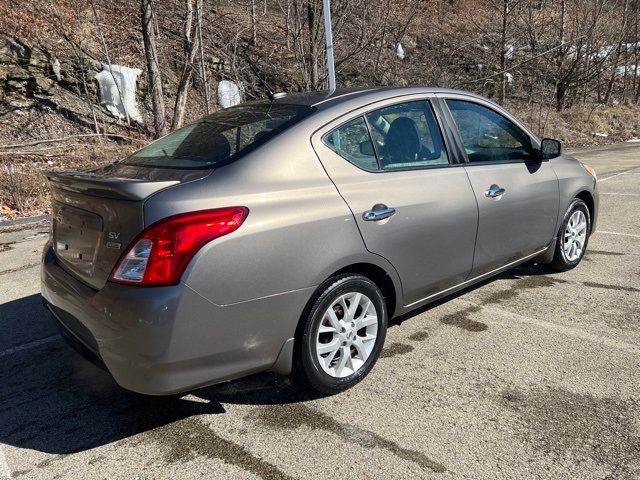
[251,0,258,46]
[141,0,167,138]
[499,0,509,103]
[632,2,639,103]
[556,81,567,111]
[197,0,210,114]
[603,0,629,105]
[555,0,566,111]
[307,0,322,89]
[172,0,200,130]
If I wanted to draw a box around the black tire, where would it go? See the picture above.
[548,198,591,272]
[294,274,387,394]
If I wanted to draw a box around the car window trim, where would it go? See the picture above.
[362,114,383,170]
[436,93,542,166]
[320,96,457,174]
[431,97,468,165]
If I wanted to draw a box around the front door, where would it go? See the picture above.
[443,98,559,276]
[312,98,479,307]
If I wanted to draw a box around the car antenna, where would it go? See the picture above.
[244,55,286,103]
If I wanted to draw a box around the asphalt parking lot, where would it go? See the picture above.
[0,142,639,480]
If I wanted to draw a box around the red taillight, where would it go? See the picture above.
[110,207,248,286]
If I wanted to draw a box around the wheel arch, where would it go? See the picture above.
[286,262,399,384]
[574,190,595,233]
[294,260,402,342]
[329,263,398,319]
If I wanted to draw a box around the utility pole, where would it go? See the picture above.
[322,0,336,93]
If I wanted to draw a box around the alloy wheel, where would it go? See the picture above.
[563,210,587,261]
[315,292,378,378]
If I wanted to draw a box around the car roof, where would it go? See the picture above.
[267,86,483,110]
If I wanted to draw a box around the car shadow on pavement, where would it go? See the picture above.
[0,262,552,456]
[391,260,552,325]
[0,295,322,455]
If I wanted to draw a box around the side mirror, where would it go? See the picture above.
[359,140,375,156]
[541,138,562,160]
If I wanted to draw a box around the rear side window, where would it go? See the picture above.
[446,100,534,163]
[323,116,378,170]
[124,104,315,169]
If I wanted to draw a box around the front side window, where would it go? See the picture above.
[446,100,535,163]
[365,101,449,170]
[124,103,315,169]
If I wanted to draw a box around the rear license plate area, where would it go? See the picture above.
[53,202,103,276]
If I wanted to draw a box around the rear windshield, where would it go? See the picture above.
[123,103,316,169]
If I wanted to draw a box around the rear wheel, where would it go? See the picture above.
[548,198,591,271]
[295,275,387,394]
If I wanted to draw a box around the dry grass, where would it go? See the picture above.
[0,142,138,219]
[511,103,640,146]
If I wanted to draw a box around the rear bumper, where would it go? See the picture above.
[41,243,311,395]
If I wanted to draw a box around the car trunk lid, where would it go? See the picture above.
[47,162,211,290]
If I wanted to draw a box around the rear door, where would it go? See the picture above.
[312,96,478,307]
[440,96,559,276]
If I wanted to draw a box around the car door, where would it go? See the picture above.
[440,96,559,277]
[311,96,478,307]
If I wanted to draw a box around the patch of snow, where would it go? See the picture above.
[626,138,640,143]
[611,64,638,74]
[592,132,609,138]
[95,65,143,123]
[217,80,243,109]
[396,43,405,60]
[505,44,514,60]
[51,58,61,82]
[504,72,514,83]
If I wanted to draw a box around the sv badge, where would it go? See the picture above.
[107,231,122,250]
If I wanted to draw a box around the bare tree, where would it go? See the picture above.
[250,0,258,46]
[172,0,201,129]
[89,0,130,125]
[197,0,211,113]
[141,0,167,137]
[604,0,630,104]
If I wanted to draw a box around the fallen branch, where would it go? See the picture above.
[0,152,67,157]
[0,144,90,156]
[0,134,145,150]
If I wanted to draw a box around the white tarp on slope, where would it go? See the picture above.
[218,80,243,108]
[95,65,143,123]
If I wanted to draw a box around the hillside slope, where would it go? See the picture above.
[1,0,639,218]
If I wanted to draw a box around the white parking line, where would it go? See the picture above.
[599,172,626,182]
[459,299,640,356]
[0,335,60,358]
[599,167,640,182]
[0,446,11,480]
[599,192,640,196]
[596,230,640,239]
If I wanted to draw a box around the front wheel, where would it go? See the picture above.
[548,198,591,271]
[295,274,387,394]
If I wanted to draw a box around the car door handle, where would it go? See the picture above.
[484,184,506,198]
[362,205,396,221]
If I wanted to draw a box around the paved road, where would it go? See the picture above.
[1,143,639,479]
